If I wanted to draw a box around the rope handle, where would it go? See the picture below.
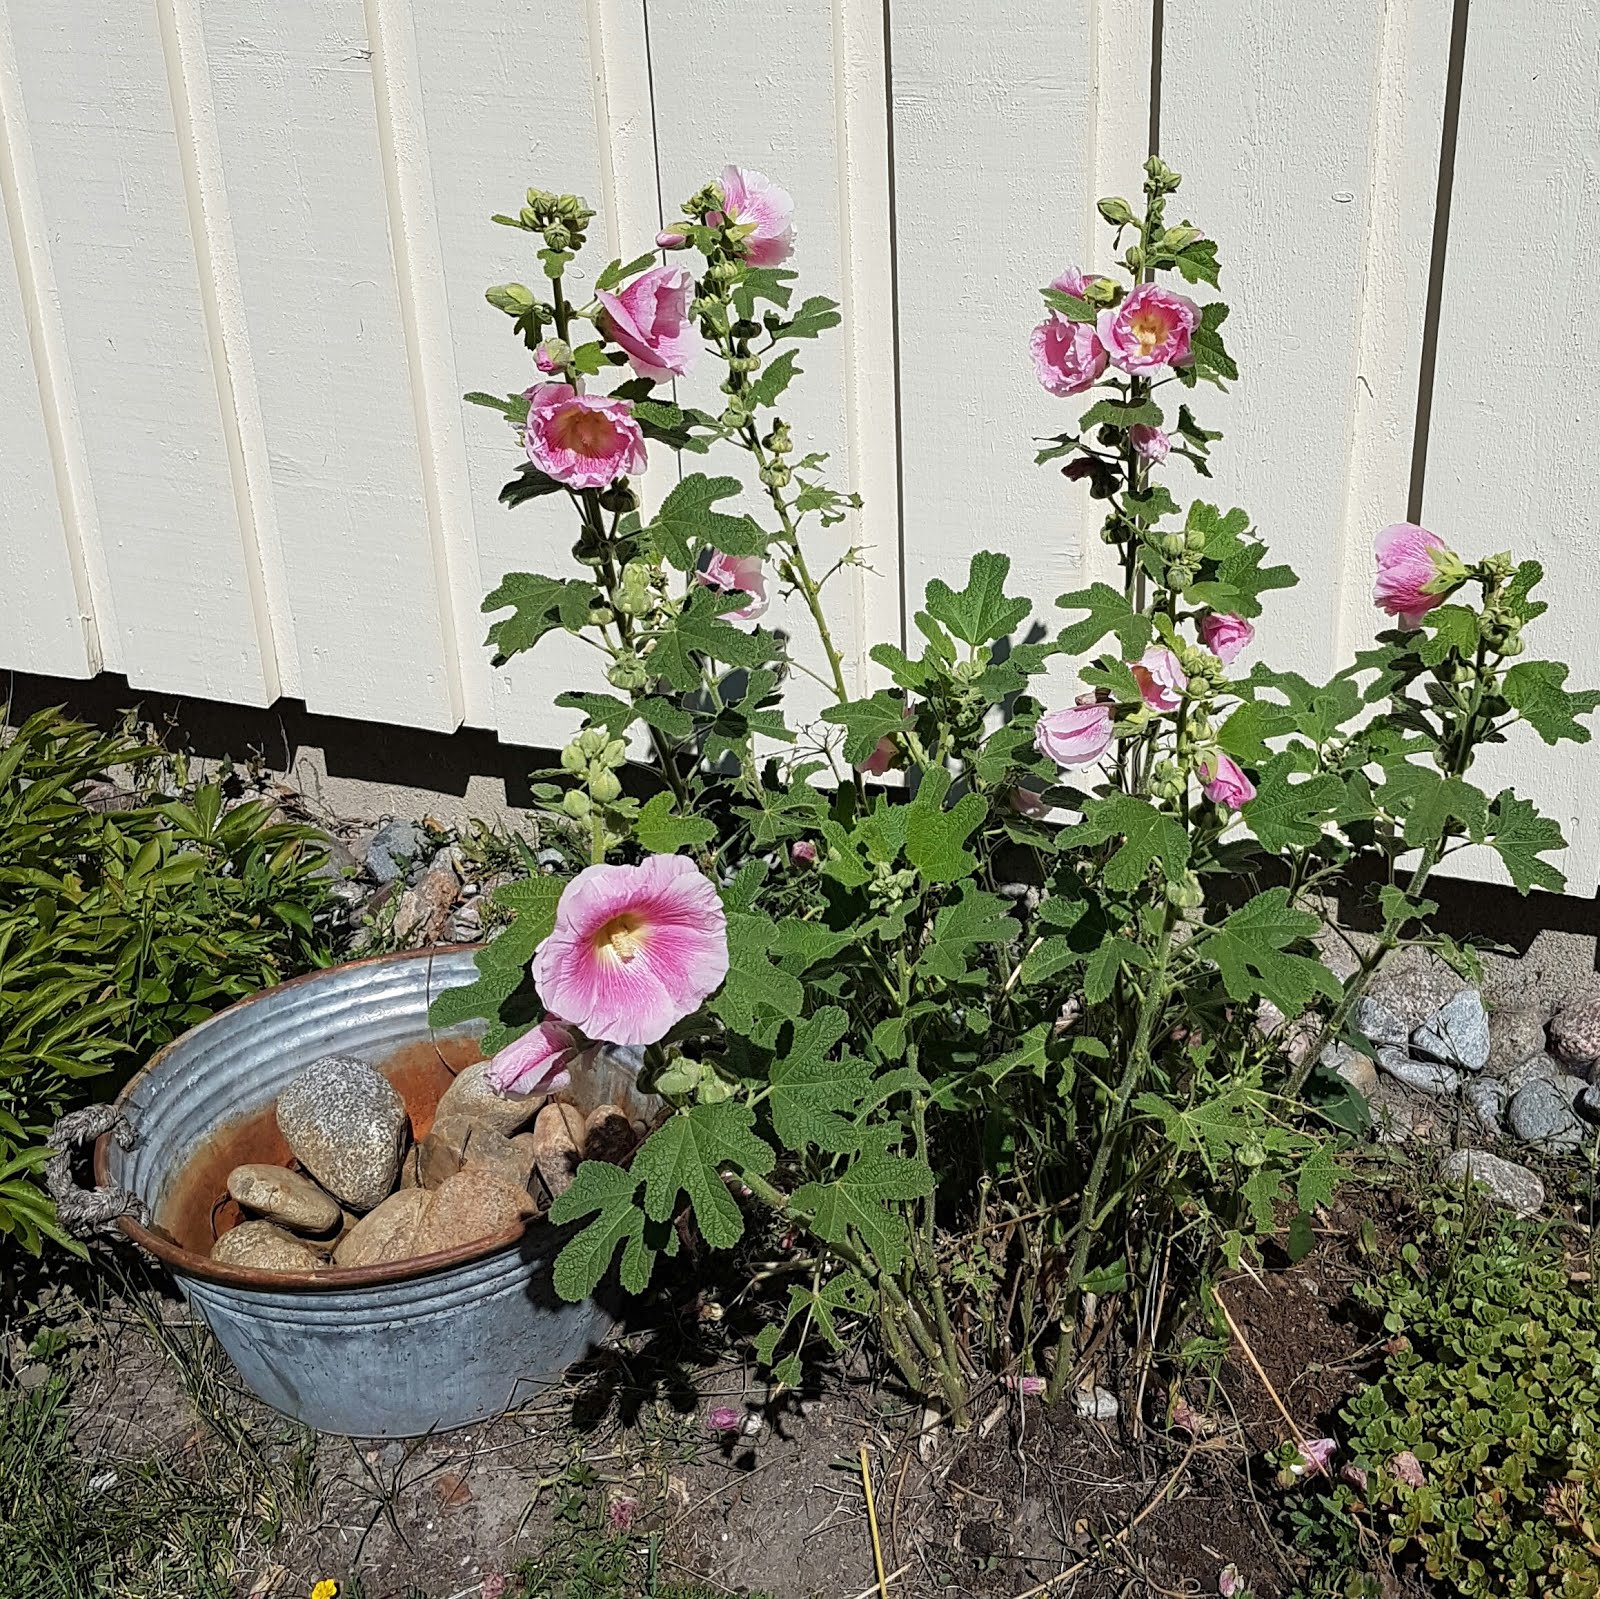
[45,1104,147,1241]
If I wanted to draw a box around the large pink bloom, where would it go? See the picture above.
[1373,522,1453,627]
[1031,316,1108,397]
[1199,751,1256,809]
[532,855,729,1047]
[697,550,768,619]
[1200,612,1254,664]
[487,1016,581,1095]
[1130,424,1170,462]
[597,265,698,381]
[1132,646,1187,712]
[1035,702,1115,769]
[1097,284,1199,374]
[524,382,647,489]
[719,165,795,267]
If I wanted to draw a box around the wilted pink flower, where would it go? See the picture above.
[719,166,794,266]
[598,264,698,381]
[697,550,768,619]
[1218,1565,1244,1597]
[1391,1450,1425,1488]
[1132,646,1187,712]
[1004,1374,1047,1396]
[532,855,729,1047]
[487,1015,581,1095]
[1373,522,1456,627]
[790,839,818,866]
[606,1492,641,1530]
[481,1575,509,1599]
[1200,612,1254,664]
[1341,1463,1369,1491]
[1131,424,1170,462]
[656,228,688,250]
[1299,1438,1337,1477]
[1031,314,1109,397]
[1035,701,1115,769]
[707,1406,742,1433]
[524,382,647,489]
[1199,751,1256,809]
[1170,1397,1203,1437]
[1097,283,1200,374]
[1010,786,1048,818]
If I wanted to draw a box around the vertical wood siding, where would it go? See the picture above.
[0,0,1592,888]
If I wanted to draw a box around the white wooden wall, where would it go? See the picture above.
[1,1,1594,890]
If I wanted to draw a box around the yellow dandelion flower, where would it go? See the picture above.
[310,1582,340,1599]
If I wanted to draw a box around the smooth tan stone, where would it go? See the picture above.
[410,1168,536,1257]
[226,1163,342,1235]
[531,1100,585,1199]
[210,1219,325,1273]
[433,1059,544,1136]
[333,1188,430,1267]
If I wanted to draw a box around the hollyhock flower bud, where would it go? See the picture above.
[1097,283,1200,374]
[597,264,698,381]
[718,165,794,266]
[1199,751,1256,809]
[656,228,688,250]
[1132,646,1187,712]
[532,856,729,1047]
[523,382,647,489]
[1373,522,1460,627]
[707,1406,741,1433]
[1131,424,1170,462]
[534,339,569,375]
[1035,702,1115,769]
[1200,612,1254,664]
[487,1015,581,1095]
[858,736,898,777]
[790,839,818,866]
[1031,315,1109,397]
[697,550,767,620]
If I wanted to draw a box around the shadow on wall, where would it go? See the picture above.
[0,668,552,827]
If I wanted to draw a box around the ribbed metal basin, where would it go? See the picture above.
[96,947,641,1438]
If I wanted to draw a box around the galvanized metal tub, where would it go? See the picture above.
[95,946,652,1438]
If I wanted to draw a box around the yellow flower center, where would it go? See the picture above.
[1129,309,1167,353]
[550,405,616,457]
[595,912,647,964]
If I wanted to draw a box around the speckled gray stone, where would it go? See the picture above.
[1464,1077,1509,1135]
[1411,989,1490,1073]
[1375,1047,1460,1098]
[275,1054,409,1212]
[1442,1149,1544,1217]
[1499,1051,1560,1094]
[1486,1007,1549,1076]
[1354,996,1408,1049]
[1508,1079,1588,1152]
[1549,990,1600,1069]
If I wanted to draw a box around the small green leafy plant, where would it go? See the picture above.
[1286,1201,1600,1598]
[438,158,1595,1421]
[0,707,336,1253]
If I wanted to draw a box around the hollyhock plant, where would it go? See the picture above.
[1097,282,1199,373]
[1200,612,1254,664]
[1199,751,1256,809]
[1373,521,1458,627]
[524,382,647,489]
[697,550,768,619]
[532,855,729,1047]
[1031,314,1109,397]
[487,1015,582,1095]
[1132,646,1186,712]
[718,165,794,266]
[1035,701,1115,769]
[597,263,698,380]
[1130,424,1170,462]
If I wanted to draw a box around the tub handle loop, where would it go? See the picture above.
[45,1104,147,1241]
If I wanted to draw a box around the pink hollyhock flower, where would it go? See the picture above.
[1373,522,1456,627]
[1391,1450,1425,1488]
[1218,1565,1243,1598]
[1200,612,1254,664]
[1035,702,1115,769]
[486,1015,582,1095]
[858,735,898,777]
[1030,314,1109,397]
[1132,646,1187,712]
[532,855,729,1047]
[656,228,688,250]
[1131,424,1170,462]
[1010,786,1049,818]
[597,264,698,381]
[719,165,794,266]
[1199,751,1256,809]
[1049,266,1104,300]
[1299,1438,1337,1478]
[523,382,647,490]
[697,550,768,619]
[707,1406,741,1433]
[1097,283,1200,374]
[790,839,818,866]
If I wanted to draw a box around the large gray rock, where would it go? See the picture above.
[276,1055,410,1212]
[1464,1076,1509,1135]
[1550,991,1600,1070]
[226,1163,341,1235]
[1508,1079,1588,1152]
[1375,1047,1460,1098]
[365,818,425,885]
[1442,1149,1544,1217]
[1353,996,1408,1049]
[1411,989,1490,1073]
[1486,1007,1549,1076]
[1499,1051,1560,1094]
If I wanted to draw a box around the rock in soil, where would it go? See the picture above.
[1410,989,1490,1072]
[1464,1076,1509,1135]
[211,1219,326,1272]
[333,1188,430,1268]
[365,818,425,884]
[1370,951,1465,1027]
[1375,1047,1460,1098]
[1074,1386,1119,1421]
[1369,1080,1447,1144]
[1549,990,1600,1070]
[433,1059,545,1136]
[1498,1050,1560,1094]
[1353,996,1408,1048]
[391,862,459,945]
[226,1163,341,1235]
[1487,1005,1549,1075]
[1319,1043,1377,1097]
[276,1055,410,1212]
[1508,1078,1589,1152]
[1442,1148,1545,1217]
[410,1168,537,1256]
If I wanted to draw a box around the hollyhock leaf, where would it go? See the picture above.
[1486,790,1567,894]
[775,295,842,341]
[1416,604,1481,667]
[646,472,765,569]
[1243,760,1344,850]
[1186,300,1237,385]
[1382,767,1489,849]
[1502,660,1600,745]
[1296,1144,1341,1213]
[731,266,796,317]
[426,876,562,1035]
[1502,558,1549,625]
[554,691,637,736]
[549,1161,650,1299]
[635,792,717,853]
[632,398,714,455]
[905,787,989,885]
[767,1007,870,1153]
[1062,794,1189,890]
[1198,889,1342,1017]
[1078,396,1164,432]
[921,551,1031,646]
[1056,582,1153,658]
[916,884,1015,983]
[652,589,775,690]
[711,911,804,1034]
[869,643,938,692]
[1018,935,1085,987]
[790,1131,933,1271]
[820,691,909,765]
[632,1101,775,1247]
[594,251,657,293]
[483,572,599,661]
[1085,936,1149,1006]
[1040,286,1099,324]
[748,349,801,409]
[1174,238,1221,287]
[635,696,695,739]
[771,920,856,973]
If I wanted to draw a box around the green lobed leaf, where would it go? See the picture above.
[1381,766,1490,850]
[1039,286,1098,324]
[775,295,842,340]
[1055,582,1153,658]
[918,551,1032,646]
[748,349,801,409]
[904,770,989,883]
[819,691,908,765]
[767,1007,870,1153]
[632,1100,776,1246]
[1501,660,1600,746]
[1060,794,1189,890]
[644,473,765,570]
[549,1161,652,1299]
[1242,758,1345,851]
[789,1130,934,1273]
[915,883,1015,983]
[482,573,599,662]
[1485,789,1567,893]
[650,588,775,690]
[1078,396,1163,431]
[634,792,717,853]
[1197,888,1342,1018]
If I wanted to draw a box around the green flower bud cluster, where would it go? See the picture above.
[606,653,650,691]
[613,558,657,618]
[518,188,595,253]
[867,860,918,915]
[764,422,792,456]
[1165,868,1205,909]
[1478,593,1525,657]
[560,725,628,809]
